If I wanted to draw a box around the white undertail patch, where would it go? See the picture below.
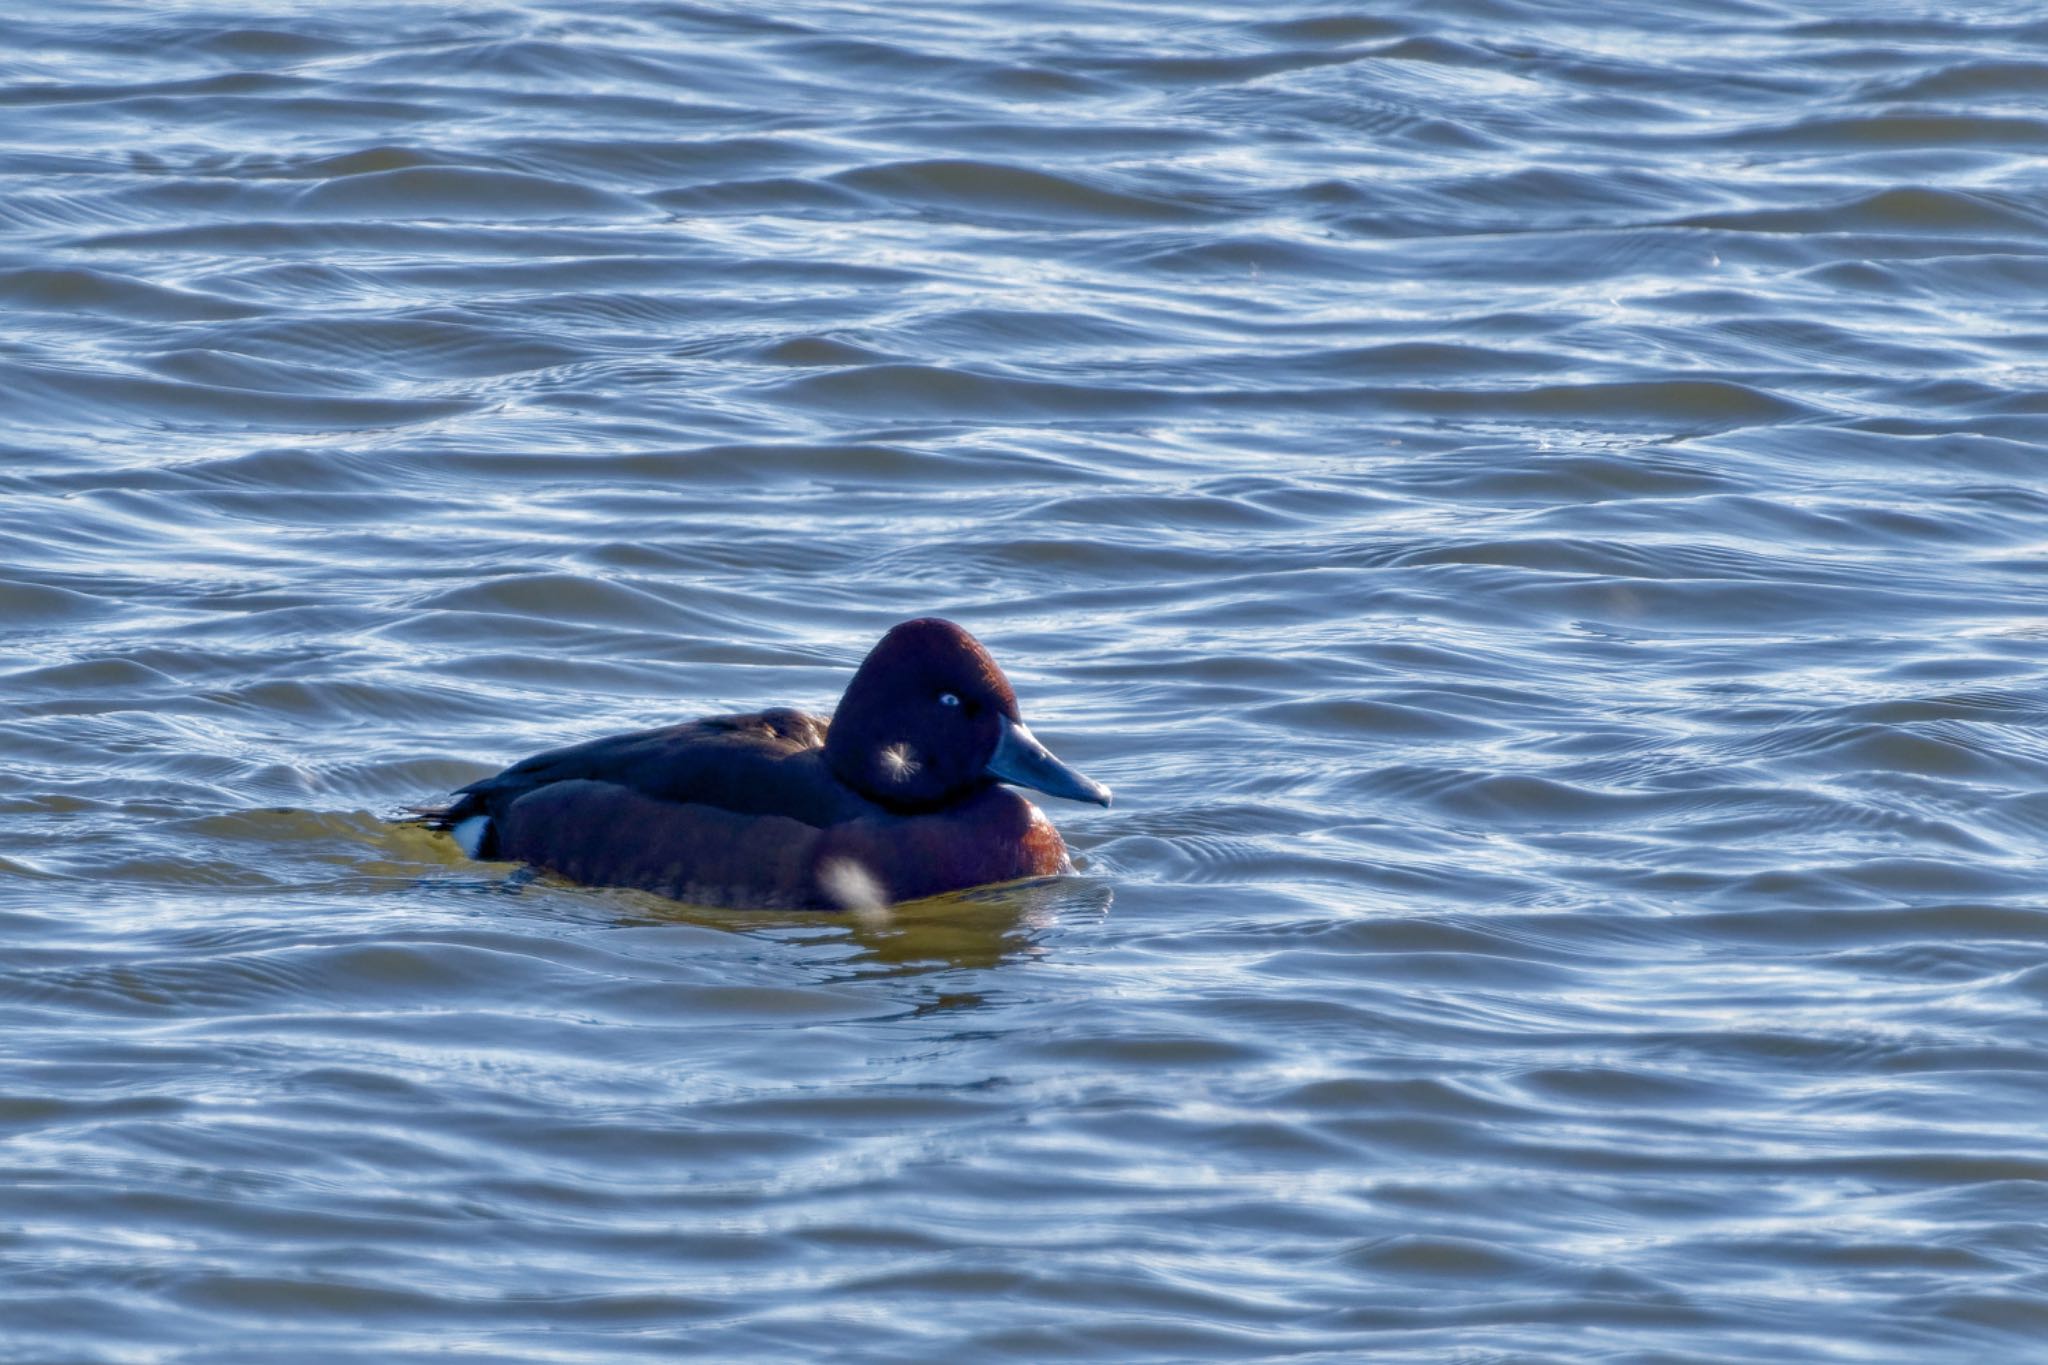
[451,815,490,860]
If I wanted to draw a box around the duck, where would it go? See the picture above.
[419,618,1111,910]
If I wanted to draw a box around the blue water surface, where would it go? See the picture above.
[3,2,2047,1360]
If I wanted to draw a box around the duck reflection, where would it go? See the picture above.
[624,874,1113,979]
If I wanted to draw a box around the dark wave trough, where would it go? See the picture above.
[3,1,2046,1360]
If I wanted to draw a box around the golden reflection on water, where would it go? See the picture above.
[626,874,1111,980]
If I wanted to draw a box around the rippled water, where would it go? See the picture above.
[5,2,2048,1358]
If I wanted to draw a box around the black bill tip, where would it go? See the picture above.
[985,714,1111,807]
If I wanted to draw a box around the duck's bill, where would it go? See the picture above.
[986,715,1112,807]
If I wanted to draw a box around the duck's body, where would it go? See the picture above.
[423,620,1109,910]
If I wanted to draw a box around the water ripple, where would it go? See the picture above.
[3,0,2046,1360]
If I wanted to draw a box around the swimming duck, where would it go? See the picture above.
[421,618,1110,909]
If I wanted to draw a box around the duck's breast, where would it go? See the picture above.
[814,785,1070,907]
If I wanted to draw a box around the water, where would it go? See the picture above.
[4,1,2047,1358]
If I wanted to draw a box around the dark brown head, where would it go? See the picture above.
[824,618,1111,813]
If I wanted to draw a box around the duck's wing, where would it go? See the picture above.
[423,708,847,856]
[492,778,832,908]
[489,778,1068,912]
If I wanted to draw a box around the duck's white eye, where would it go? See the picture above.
[939,692,961,708]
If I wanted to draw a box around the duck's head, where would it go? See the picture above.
[825,618,1112,813]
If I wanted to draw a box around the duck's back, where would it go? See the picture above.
[436,708,854,851]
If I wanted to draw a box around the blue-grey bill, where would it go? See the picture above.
[986,715,1112,807]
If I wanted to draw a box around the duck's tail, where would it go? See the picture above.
[399,796,494,859]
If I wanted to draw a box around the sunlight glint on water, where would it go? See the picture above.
[2,2,2047,1360]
